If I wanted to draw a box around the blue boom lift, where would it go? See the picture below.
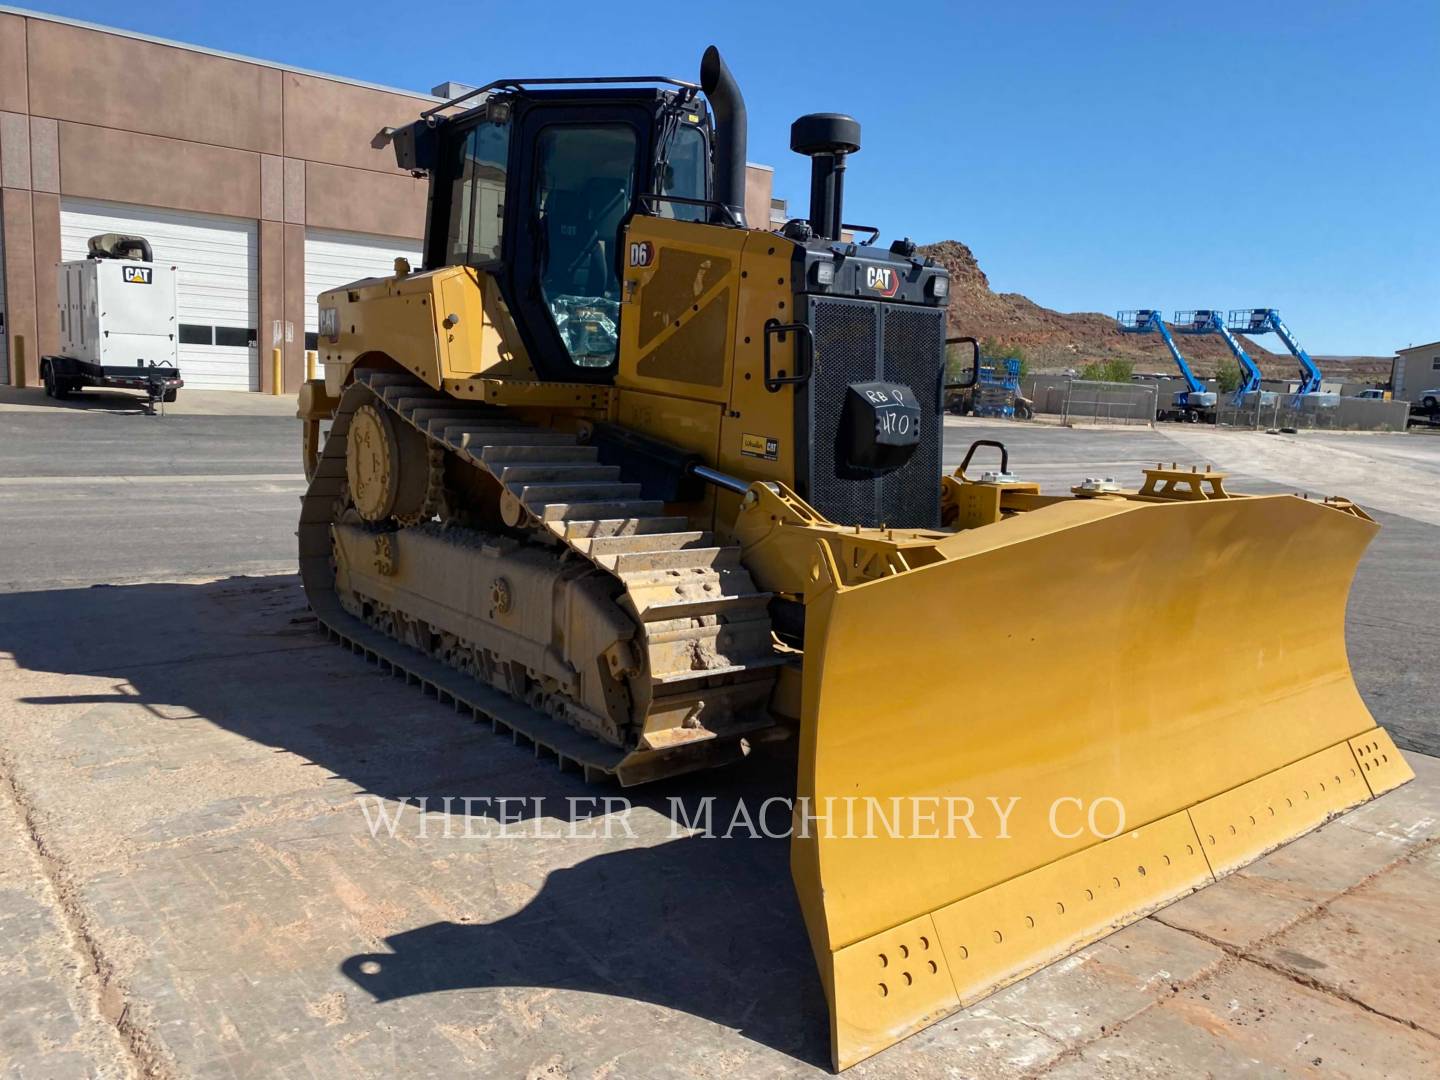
[1173,309,1268,404]
[1116,309,1217,422]
[1226,309,1324,396]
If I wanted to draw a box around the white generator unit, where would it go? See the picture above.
[42,233,184,402]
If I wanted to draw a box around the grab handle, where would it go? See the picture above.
[763,320,815,392]
[957,439,1009,481]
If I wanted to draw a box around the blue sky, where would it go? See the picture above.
[25,0,1438,354]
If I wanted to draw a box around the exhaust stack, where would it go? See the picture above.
[790,113,861,241]
[699,46,747,227]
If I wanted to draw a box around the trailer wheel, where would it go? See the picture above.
[163,389,178,403]
[42,361,72,399]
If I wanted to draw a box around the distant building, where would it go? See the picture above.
[1392,341,1440,403]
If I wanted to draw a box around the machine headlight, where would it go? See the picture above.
[927,274,949,301]
[812,259,836,287]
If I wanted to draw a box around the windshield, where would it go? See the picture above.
[534,123,637,367]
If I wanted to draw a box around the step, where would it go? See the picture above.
[629,591,773,622]
[451,431,579,452]
[518,482,643,507]
[424,416,515,439]
[573,530,711,556]
[357,371,423,390]
[645,626,785,681]
[650,653,790,688]
[496,464,621,486]
[559,516,691,539]
[407,408,502,431]
[537,500,665,522]
[480,445,601,466]
[600,546,739,575]
[644,606,775,638]
[619,563,757,590]
[390,395,458,415]
[441,421,537,443]
[379,386,444,407]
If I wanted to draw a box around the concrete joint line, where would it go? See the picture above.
[0,751,180,1080]
[1151,916,1440,1044]
[1023,935,1231,1078]
[1152,833,1440,1042]
[1030,834,1440,1075]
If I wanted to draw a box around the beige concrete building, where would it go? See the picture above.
[1392,340,1440,406]
[0,6,775,392]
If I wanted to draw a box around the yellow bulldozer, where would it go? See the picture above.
[297,47,1411,1070]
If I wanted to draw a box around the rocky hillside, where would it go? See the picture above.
[922,240,1387,381]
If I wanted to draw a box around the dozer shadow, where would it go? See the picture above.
[339,830,829,1065]
[1,574,830,1065]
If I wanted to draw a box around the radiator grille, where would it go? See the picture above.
[799,298,946,528]
[879,306,945,527]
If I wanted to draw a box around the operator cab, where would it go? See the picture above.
[399,82,720,382]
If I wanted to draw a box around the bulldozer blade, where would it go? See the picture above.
[789,493,1412,1070]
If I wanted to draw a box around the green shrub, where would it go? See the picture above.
[1079,358,1133,383]
[1215,358,1242,394]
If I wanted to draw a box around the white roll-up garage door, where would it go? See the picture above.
[303,228,421,351]
[61,199,259,390]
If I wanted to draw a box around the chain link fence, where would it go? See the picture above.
[1061,380,1157,427]
[1215,395,1410,432]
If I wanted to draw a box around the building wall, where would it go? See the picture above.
[0,10,776,390]
[743,163,773,232]
[0,11,432,390]
[1393,342,1440,402]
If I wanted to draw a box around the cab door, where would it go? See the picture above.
[502,100,656,383]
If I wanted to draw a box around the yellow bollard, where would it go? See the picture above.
[305,349,318,381]
[271,347,283,396]
[13,335,26,389]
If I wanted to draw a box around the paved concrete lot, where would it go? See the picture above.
[2,401,1438,1078]
[0,389,301,590]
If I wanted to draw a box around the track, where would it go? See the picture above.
[298,369,786,784]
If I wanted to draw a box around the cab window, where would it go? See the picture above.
[657,124,708,222]
[533,123,637,367]
[445,118,510,265]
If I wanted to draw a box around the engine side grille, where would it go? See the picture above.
[879,305,945,528]
[798,297,945,528]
